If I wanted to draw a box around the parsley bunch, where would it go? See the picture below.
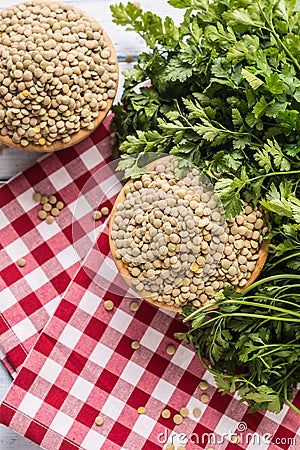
[111,0,300,413]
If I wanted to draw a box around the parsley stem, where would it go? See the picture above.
[216,299,300,318]
[242,274,300,294]
[249,170,300,185]
[284,383,300,415]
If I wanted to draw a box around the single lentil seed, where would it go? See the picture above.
[200,394,210,404]
[193,408,202,418]
[46,215,55,225]
[101,206,110,216]
[199,380,208,390]
[104,300,114,311]
[95,416,104,426]
[161,409,171,419]
[131,340,140,350]
[17,258,26,267]
[92,210,102,221]
[173,414,183,425]
[40,196,49,205]
[137,406,146,414]
[51,207,59,217]
[33,192,41,202]
[166,344,176,355]
[38,210,47,220]
[43,203,52,212]
[130,301,140,312]
[49,195,57,204]
[56,201,64,210]
[179,407,189,418]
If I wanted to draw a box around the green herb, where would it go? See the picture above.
[111,0,300,414]
[179,274,300,414]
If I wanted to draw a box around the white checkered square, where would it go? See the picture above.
[18,392,43,417]
[25,267,49,291]
[171,344,195,370]
[89,342,113,367]
[81,430,105,449]
[79,291,101,317]
[101,395,125,421]
[140,328,164,352]
[80,146,104,170]
[48,167,73,190]
[49,411,74,435]
[120,361,144,386]
[108,308,132,335]
[13,317,38,343]
[4,238,29,262]
[151,379,175,404]
[0,288,17,312]
[39,358,62,384]
[132,414,157,439]
[69,377,94,402]
[55,246,79,269]
[0,209,10,228]
[59,324,82,349]
[36,220,61,240]
[18,188,37,213]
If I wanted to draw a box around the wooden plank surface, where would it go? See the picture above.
[0,1,183,449]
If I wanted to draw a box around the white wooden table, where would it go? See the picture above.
[0,1,183,448]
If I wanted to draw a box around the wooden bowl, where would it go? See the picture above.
[109,162,270,313]
[0,1,118,153]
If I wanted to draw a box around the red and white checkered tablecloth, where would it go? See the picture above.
[1,224,300,450]
[0,115,119,375]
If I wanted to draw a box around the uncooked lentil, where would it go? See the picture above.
[33,192,41,202]
[49,195,57,205]
[137,406,146,414]
[199,380,208,390]
[177,446,186,450]
[161,409,171,419]
[131,340,140,350]
[173,414,183,425]
[56,201,64,210]
[38,210,47,220]
[17,258,26,267]
[166,344,176,356]
[92,210,102,221]
[165,445,175,450]
[104,300,114,311]
[43,203,52,212]
[51,207,60,217]
[101,206,110,216]
[193,408,202,418]
[179,407,189,417]
[130,301,140,312]
[0,1,117,147]
[46,215,55,225]
[94,416,104,426]
[40,196,48,205]
[200,394,210,404]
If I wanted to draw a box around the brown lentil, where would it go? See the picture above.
[17,258,26,267]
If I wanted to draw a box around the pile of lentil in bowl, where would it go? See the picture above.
[111,157,268,309]
[0,0,118,148]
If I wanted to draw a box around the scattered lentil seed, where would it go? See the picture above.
[137,406,146,414]
[43,203,52,212]
[92,210,102,221]
[40,196,49,205]
[51,207,60,217]
[49,195,57,205]
[17,258,26,267]
[94,416,104,426]
[33,192,41,202]
[193,408,202,418]
[179,407,189,418]
[200,394,210,404]
[130,301,140,312]
[104,300,114,311]
[177,446,186,450]
[166,344,176,356]
[161,409,171,419]
[131,340,140,350]
[46,215,55,225]
[38,210,47,220]
[56,201,64,210]
[173,414,183,425]
[231,434,241,444]
[199,380,208,390]
[165,445,175,450]
[101,206,110,216]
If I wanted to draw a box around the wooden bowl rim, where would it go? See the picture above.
[109,157,270,313]
[0,0,118,153]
